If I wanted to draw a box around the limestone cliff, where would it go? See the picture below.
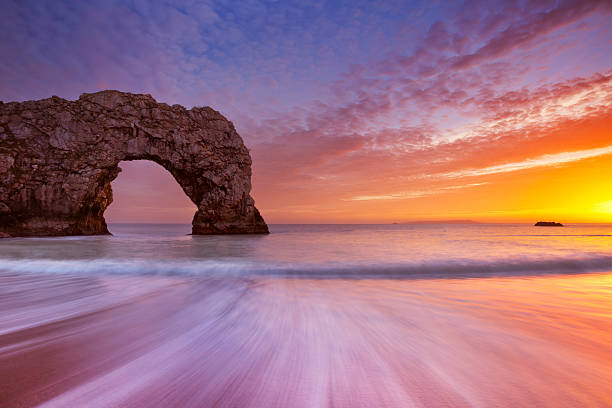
[0,90,268,236]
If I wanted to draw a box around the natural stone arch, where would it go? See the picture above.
[0,91,268,236]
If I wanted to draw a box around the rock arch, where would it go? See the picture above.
[0,90,268,236]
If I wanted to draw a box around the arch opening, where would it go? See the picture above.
[104,160,198,233]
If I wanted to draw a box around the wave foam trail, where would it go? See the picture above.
[1,273,611,407]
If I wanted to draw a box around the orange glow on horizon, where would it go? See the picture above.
[246,103,612,224]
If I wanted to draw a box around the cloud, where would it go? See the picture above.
[449,0,611,70]
[438,145,612,179]
[439,70,612,142]
[349,183,489,201]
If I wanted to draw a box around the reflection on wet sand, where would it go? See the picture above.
[1,272,611,407]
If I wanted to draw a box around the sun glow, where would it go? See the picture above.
[594,201,612,214]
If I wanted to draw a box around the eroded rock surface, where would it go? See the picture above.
[0,91,268,236]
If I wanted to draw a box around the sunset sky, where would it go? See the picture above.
[2,0,612,223]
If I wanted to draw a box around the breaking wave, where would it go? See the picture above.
[2,254,612,279]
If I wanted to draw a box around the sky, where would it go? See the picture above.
[2,0,612,223]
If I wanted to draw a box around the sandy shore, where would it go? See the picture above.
[1,272,611,407]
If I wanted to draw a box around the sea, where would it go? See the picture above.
[2,223,612,278]
[1,223,611,407]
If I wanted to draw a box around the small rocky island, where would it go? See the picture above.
[534,221,564,227]
[0,90,268,237]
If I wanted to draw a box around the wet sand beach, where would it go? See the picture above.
[2,272,611,407]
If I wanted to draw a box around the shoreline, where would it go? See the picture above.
[2,271,611,407]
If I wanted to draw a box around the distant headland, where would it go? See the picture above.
[393,220,479,224]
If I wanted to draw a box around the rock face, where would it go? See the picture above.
[534,221,563,227]
[0,91,268,236]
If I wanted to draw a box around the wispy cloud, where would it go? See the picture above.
[350,183,489,201]
[440,145,612,178]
